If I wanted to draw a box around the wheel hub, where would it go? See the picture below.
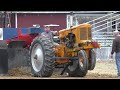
[31,43,44,72]
[34,55,37,60]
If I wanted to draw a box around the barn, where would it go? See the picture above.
[0,11,71,31]
[0,11,112,30]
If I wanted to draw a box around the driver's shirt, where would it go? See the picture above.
[41,31,59,47]
[41,31,53,39]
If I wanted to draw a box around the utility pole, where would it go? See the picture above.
[70,11,74,27]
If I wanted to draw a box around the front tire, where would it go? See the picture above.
[30,35,55,77]
[67,50,88,77]
[88,49,96,70]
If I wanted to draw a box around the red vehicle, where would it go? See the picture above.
[0,25,46,74]
[0,24,60,76]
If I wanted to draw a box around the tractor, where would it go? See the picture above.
[0,23,100,77]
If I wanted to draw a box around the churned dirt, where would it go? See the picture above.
[0,60,119,79]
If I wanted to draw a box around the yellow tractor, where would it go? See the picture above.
[30,23,100,77]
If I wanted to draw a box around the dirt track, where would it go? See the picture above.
[0,60,119,79]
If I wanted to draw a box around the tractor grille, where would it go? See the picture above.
[88,27,92,40]
[80,28,87,40]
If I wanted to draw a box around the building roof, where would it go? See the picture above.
[6,11,119,14]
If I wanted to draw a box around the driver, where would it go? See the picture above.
[41,26,59,46]
[41,26,57,38]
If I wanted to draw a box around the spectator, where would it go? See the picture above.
[111,30,120,77]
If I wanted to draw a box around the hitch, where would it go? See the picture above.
[60,63,71,75]
[52,56,79,75]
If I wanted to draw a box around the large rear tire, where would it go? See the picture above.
[67,50,88,77]
[30,35,55,77]
[88,49,96,70]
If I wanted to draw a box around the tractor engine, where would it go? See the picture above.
[64,33,75,48]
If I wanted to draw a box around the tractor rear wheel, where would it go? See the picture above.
[30,35,55,77]
[67,50,88,77]
[88,49,96,70]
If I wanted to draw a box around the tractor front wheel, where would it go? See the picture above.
[88,49,96,70]
[67,50,88,77]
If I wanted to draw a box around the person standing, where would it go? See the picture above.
[111,30,120,77]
